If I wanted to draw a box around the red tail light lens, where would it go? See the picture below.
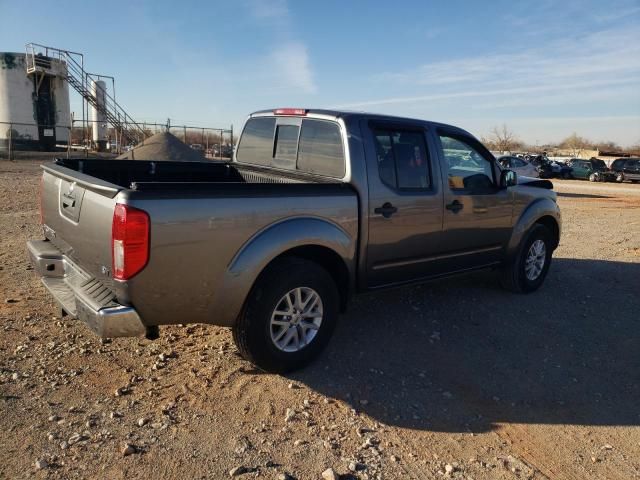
[112,204,149,280]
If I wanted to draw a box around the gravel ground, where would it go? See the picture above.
[1,160,639,480]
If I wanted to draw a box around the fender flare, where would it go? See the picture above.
[507,198,561,257]
[214,217,355,326]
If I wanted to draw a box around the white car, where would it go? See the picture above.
[497,156,539,178]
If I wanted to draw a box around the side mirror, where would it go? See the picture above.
[500,169,517,188]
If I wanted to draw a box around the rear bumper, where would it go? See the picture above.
[27,239,146,338]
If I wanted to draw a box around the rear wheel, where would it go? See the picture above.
[589,173,597,182]
[500,224,554,293]
[232,258,339,373]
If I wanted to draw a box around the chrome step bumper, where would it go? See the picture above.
[27,239,146,338]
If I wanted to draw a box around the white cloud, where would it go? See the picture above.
[244,0,317,95]
[247,0,289,20]
[344,25,640,110]
[270,43,317,94]
[336,77,639,109]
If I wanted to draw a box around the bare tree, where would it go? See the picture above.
[560,133,592,157]
[594,140,619,151]
[625,142,640,156]
[483,124,522,152]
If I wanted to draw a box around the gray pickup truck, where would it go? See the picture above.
[28,108,561,372]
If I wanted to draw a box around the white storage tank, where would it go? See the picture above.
[90,79,108,151]
[0,52,71,151]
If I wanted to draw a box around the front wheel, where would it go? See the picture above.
[500,224,554,293]
[232,258,339,373]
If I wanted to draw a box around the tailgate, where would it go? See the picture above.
[41,164,121,284]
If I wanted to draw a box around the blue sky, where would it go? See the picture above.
[1,0,639,145]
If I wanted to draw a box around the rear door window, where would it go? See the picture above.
[373,129,430,190]
[236,117,276,166]
[297,120,345,177]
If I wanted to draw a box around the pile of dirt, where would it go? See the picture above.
[116,132,204,162]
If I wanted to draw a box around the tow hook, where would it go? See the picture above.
[145,326,159,340]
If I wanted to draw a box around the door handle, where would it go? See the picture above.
[374,202,397,218]
[446,200,463,213]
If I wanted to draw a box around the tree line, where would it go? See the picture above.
[481,125,640,156]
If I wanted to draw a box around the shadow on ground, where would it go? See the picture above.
[557,192,611,199]
[289,258,640,433]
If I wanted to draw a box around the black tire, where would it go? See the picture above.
[589,173,597,182]
[616,173,624,183]
[500,224,553,293]
[562,171,571,179]
[232,257,339,373]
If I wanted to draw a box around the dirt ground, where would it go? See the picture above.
[1,159,639,480]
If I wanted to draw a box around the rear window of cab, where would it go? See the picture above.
[236,117,345,178]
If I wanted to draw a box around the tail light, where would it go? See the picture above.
[112,204,150,280]
[38,175,44,225]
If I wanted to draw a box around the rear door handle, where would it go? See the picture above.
[446,200,463,213]
[374,202,397,218]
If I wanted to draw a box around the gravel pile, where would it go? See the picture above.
[116,132,204,162]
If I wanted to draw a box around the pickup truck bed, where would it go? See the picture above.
[31,158,358,339]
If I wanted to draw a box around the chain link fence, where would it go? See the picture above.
[1,120,234,161]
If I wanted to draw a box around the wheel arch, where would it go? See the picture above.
[535,215,560,250]
[507,198,561,256]
[215,217,356,326]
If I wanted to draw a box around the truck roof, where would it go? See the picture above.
[249,108,472,137]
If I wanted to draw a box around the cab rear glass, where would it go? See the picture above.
[236,117,345,178]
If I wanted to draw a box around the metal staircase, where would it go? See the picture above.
[25,43,146,145]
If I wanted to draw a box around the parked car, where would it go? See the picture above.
[528,156,556,179]
[28,108,561,372]
[610,158,628,175]
[616,158,640,183]
[496,155,539,178]
[548,160,574,179]
[566,158,613,181]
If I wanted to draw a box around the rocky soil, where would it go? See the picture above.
[1,159,639,479]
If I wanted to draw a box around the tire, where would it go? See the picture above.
[232,257,339,373]
[562,171,571,179]
[500,224,553,293]
[589,173,597,182]
[616,173,624,183]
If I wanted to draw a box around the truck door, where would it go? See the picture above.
[434,130,513,271]
[363,121,445,287]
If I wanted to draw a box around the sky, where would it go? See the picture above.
[1,0,639,146]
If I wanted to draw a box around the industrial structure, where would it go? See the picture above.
[0,51,71,150]
[0,44,144,152]
[1,43,234,157]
